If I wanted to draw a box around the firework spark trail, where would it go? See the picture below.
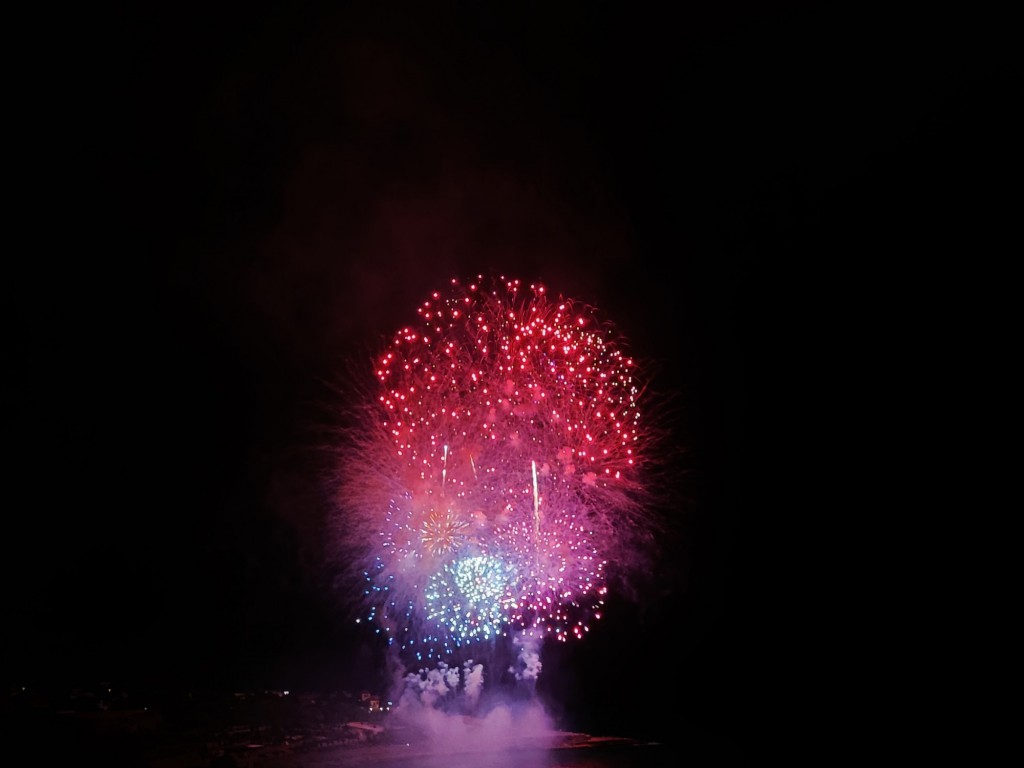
[335,274,662,664]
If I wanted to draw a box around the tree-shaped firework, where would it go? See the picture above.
[332,274,666,665]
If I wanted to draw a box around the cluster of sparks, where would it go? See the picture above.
[339,275,656,662]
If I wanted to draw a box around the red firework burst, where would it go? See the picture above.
[334,274,666,659]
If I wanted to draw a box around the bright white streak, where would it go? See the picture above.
[442,444,449,494]
[532,459,540,540]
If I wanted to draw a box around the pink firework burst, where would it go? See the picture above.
[333,274,666,661]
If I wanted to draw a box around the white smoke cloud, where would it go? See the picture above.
[510,634,543,682]
[463,660,484,706]
[390,648,558,755]
[400,662,461,709]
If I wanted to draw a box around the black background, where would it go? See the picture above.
[6,1,1018,759]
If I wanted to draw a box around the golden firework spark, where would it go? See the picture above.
[420,509,470,557]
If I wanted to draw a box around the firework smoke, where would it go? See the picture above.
[330,273,667,690]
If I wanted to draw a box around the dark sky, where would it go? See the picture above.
[5,0,1017,751]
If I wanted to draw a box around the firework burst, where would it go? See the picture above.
[332,274,666,664]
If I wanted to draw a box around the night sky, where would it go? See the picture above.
[6,1,1016,754]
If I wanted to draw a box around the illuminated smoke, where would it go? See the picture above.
[510,634,543,683]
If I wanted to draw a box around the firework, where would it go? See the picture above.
[334,274,662,662]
